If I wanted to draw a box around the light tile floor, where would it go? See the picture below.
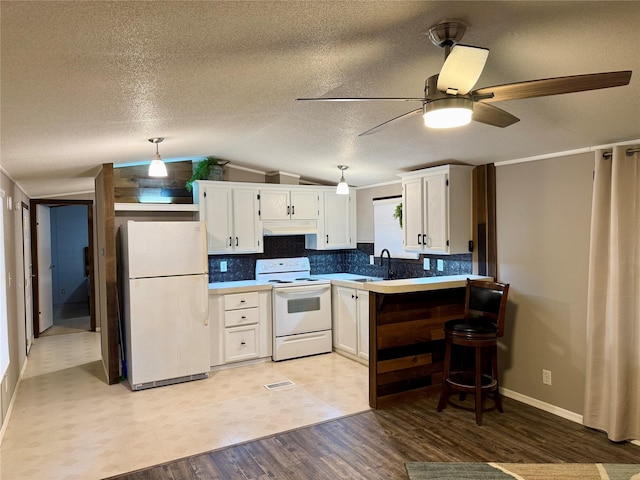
[0,332,370,480]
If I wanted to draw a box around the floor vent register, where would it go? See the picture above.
[264,380,295,390]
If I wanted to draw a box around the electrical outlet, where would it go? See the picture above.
[369,255,375,265]
[436,259,444,271]
[542,369,552,385]
[423,258,430,270]
[220,260,228,273]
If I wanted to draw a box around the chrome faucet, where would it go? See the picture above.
[380,248,393,279]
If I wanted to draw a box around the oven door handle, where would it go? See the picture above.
[273,284,331,295]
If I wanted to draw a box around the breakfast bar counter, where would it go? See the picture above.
[365,274,491,409]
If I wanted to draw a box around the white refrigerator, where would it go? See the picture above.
[121,220,210,391]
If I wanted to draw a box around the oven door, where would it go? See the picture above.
[273,284,331,337]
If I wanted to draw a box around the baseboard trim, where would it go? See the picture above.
[501,387,639,446]
[0,357,29,445]
[500,387,584,424]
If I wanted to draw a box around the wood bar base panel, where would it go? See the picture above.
[369,287,466,409]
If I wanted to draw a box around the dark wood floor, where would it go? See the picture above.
[107,394,639,480]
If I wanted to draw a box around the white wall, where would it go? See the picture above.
[496,152,593,414]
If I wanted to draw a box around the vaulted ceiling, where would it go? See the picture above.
[1,1,639,197]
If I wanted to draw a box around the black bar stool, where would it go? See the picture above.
[436,278,510,425]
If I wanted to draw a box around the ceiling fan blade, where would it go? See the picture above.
[297,97,425,102]
[472,102,520,128]
[359,108,422,136]
[437,45,489,95]
[473,71,632,103]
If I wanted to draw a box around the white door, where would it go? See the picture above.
[23,205,34,353]
[335,286,357,355]
[357,290,369,360]
[324,193,350,248]
[202,186,233,253]
[290,191,318,220]
[233,188,262,253]
[125,221,208,278]
[402,177,425,251]
[259,190,290,220]
[425,173,449,253]
[126,274,210,388]
[36,204,53,333]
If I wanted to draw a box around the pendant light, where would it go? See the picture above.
[336,165,349,195]
[148,137,168,177]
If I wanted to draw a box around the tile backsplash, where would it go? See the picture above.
[208,235,471,283]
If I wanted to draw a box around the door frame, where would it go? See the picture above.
[30,199,95,338]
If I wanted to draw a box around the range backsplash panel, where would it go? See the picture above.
[208,236,471,283]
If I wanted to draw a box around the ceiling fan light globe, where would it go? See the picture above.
[423,98,473,129]
[149,158,168,177]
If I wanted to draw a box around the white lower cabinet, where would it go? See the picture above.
[332,285,369,364]
[209,289,272,366]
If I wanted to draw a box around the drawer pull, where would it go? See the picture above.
[240,341,246,345]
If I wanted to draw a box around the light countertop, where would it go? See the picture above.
[315,273,492,294]
[209,274,492,295]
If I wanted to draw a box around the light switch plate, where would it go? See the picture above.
[423,258,430,270]
[369,255,375,265]
[437,259,444,271]
[220,260,228,272]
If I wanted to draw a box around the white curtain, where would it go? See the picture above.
[584,146,640,442]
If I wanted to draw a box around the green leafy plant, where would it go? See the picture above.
[186,156,228,192]
[393,202,403,228]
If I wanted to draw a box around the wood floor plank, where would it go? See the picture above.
[106,395,640,480]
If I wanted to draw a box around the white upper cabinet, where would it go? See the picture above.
[400,165,472,255]
[194,182,262,254]
[306,190,356,250]
[260,189,319,221]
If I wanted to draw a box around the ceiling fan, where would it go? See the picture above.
[297,20,632,136]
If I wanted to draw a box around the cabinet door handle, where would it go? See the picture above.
[417,234,422,245]
[422,234,427,246]
[287,205,290,215]
[236,237,239,247]
[292,205,295,215]
[352,294,355,299]
[326,235,329,242]
[229,236,232,247]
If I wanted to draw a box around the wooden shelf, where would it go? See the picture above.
[114,203,198,212]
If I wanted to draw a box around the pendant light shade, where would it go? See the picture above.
[148,137,168,177]
[423,97,473,129]
[336,165,349,195]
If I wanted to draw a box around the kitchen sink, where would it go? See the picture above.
[352,277,384,283]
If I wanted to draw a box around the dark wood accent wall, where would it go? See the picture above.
[114,161,193,204]
[472,164,497,278]
[369,288,466,408]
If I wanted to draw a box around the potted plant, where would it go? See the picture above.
[393,202,403,228]
[186,156,229,192]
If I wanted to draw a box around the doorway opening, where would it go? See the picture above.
[30,199,95,338]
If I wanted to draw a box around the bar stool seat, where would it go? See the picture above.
[436,279,509,425]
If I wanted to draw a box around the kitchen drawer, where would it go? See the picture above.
[224,307,259,327]
[224,291,259,310]
[224,324,259,363]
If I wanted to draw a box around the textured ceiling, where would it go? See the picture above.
[1,1,639,197]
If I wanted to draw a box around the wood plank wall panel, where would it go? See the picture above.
[369,288,465,409]
[473,164,497,278]
[96,164,120,384]
[113,161,193,204]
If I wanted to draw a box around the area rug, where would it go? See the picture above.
[405,462,640,479]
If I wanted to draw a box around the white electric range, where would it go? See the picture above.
[255,257,332,361]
